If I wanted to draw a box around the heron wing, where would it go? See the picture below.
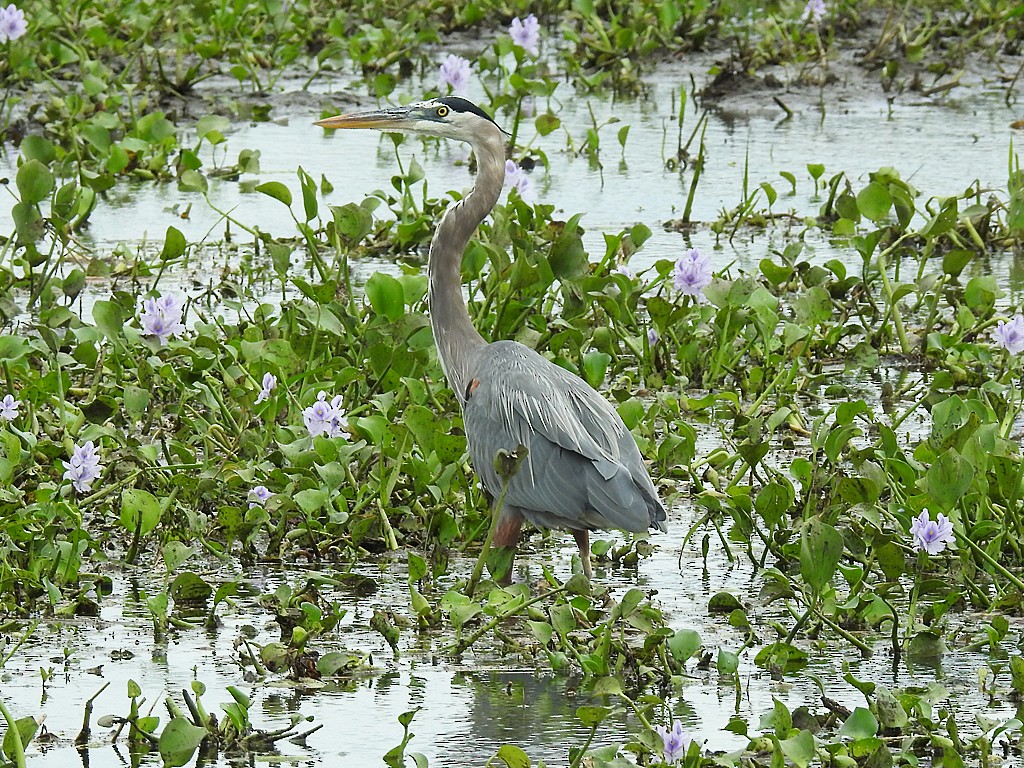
[463,340,665,532]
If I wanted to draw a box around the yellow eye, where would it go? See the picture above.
[437,105,449,117]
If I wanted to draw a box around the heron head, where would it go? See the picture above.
[315,96,502,142]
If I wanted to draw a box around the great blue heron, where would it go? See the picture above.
[316,96,667,580]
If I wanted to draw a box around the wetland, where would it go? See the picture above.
[1,2,1024,767]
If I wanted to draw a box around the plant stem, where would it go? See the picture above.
[905,550,924,648]
[785,598,872,657]
[569,724,599,768]
[0,697,26,768]
[681,119,707,224]
[74,682,110,746]
[0,620,37,669]
[876,235,914,354]
[466,481,509,597]
[449,584,568,655]
[957,531,1024,593]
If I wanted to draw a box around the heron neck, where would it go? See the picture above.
[428,126,505,404]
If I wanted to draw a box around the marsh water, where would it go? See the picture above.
[3,527,1016,766]
[2,67,1020,305]
[2,60,1022,765]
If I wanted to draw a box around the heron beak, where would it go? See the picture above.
[315,106,416,131]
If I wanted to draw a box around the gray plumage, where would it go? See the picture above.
[317,96,667,578]
[464,341,665,534]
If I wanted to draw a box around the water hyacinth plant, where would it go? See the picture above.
[504,159,534,201]
[1,2,1024,766]
[508,13,540,56]
[302,391,347,438]
[910,511,955,555]
[139,293,187,345]
[0,3,26,42]
[802,0,826,22]
[612,264,635,280]
[0,394,19,421]
[255,373,277,403]
[673,248,713,296]
[62,441,103,494]
[438,54,471,96]
[249,485,271,508]
[653,721,689,765]
[992,314,1024,354]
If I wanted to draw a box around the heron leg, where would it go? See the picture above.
[571,529,592,580]
[489,506,524,585]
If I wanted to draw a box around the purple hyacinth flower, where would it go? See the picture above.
[509,14,540,56]
[910,511,954,555]
[256,373,277,403]
[0,394,20,421]
[62,441,103,494]
[0,4,27,43]
[505,160,534,202]
[802,0,826,22]
[673,248,713,297]
[654,721,690,766]
[140,293,187,345]
[438,54,471,96]
[249,485,272,508]
[993,314,1024,355]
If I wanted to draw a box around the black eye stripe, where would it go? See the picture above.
[434,96,500,128]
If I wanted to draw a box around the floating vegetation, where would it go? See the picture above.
[1,0,1024,765]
